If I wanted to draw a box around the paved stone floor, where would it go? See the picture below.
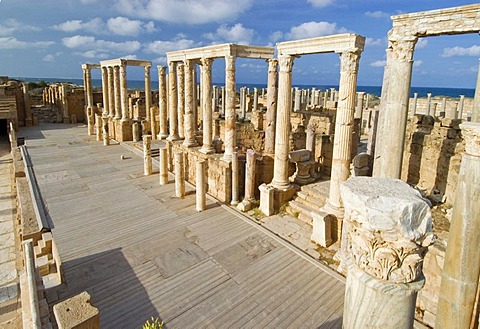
[19,123,346,329]
[0,138,22,328]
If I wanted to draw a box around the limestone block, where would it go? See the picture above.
[53,291,99,329]
[289,149,311,162]
[259,183,275,216]
[311,211,333,247]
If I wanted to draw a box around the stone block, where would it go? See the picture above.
[311,211,332,247]
[53,291,99,329]
[289,149,311,162]
[259,184,275,216]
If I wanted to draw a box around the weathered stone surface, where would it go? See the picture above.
[53,291,99,329]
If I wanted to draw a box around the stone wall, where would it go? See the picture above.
[219,121,265,153]
[31,105,61,123]
[401,115,464,206]
[409,96,474,119]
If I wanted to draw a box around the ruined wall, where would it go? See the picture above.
[67,89,87,122]
[4,82,26,126]
[219,121,265,153]
[401,115,464,206]
[31,105,61,123]
[409,96,474,119]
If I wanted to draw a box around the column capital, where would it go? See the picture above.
[225,55,236,71]
[200,57,214,69]
[267,58,278,72]
[387,37,418,62]
[339,50,362,72]
[278,55,294,73]
[460,122,480,156]
[157,65,166,74]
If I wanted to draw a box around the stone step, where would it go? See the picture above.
[300,182,330,199]
[286,200,315,225]
[295,191,326,210]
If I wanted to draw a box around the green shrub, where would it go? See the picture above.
[142,317,163,329]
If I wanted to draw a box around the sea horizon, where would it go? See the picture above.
[12,76,476,98]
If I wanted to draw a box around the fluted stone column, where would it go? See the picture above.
[196,160,206,212]
[271,55,294,189]
[132,122,140,142]
[373,37,417,178]
[253,87,258,112]
[231,151,239,205]
[323,49,362,217]
[264,59,278,155]
[355,92,365,119]
[436,122,480,329]
[472,59,480,123]
[102,116,109,146]
[157,66,168,139]
[159,148,168,185]
[458,95,465,120]
[101,67,109,116]
[95,114,102,141]
[107,66,115,117]
[221,86,226,116]
[183,60,198,147]
[174,151,185,198]
[223,55,236,160]
[144,65,151,123]
[120,62,128,120]
[411,92,418,116]
[177,64,185,139]
[341,177,432,329]
[167,61,180,141]
[199,58,214,154]
[113,66,121,119]
[238,149,256,212]
[143,135,152,176]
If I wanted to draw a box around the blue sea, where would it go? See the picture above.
[15,77,475,98]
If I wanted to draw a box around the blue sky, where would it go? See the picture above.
[1,0,479,88]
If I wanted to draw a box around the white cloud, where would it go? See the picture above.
[270,31,283,43]
[106,17,157,36]
[370,60,386,67]
[413,60,423,67]
[204,24,255,45]
[77,50,109,59]
[62,35,141,53]
[416,38,428,49]
[0,18,40,36]
[307,0,333,8]
[113,0,254,24]
[0,37,54,49]
[52,18,104,34]
[365,37,385,47]
[145,39,197,55]
[42,54,55,62]
[442,45,480,58]
[153,57,167,65]
[365,11,389,18]
[285,21,347,40]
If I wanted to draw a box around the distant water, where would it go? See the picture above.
[15,76,475,98]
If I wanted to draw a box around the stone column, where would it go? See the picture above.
[120,62,128,120]
[167,61,180,141]
[61,84,70,123]
[22,83,33,127]
[294,87,301,112]
[143,135,152,176]
[196,160,206,212]
[144,65,151,123]
[341,177,432,329]
[436,122,480,329]
[223,55,236,160]
[221,86,226,116]
[472,59,480,123]
[159,148,168,185]
[240,87,247,119]
[132,122,140,142]
[458,95,465,120]
[157,66,168,139]
[113,66,121,119]
[324,49,362,215]
[238,149,256,212]
[174,151,185,198]
[102,116,109,146]
[426,93,432,116]
[411,92,418,116]
[183,60,197,147]
[150,107,157,139]
[95,114,102,141]
[253,87,258,112]
[177,64,185,139]
[231,151,239,205]
[306,124,316,155]
[264,59,278,155]
[107,66,115,117]
[355,92,365,120]
[101,67,109,116]
[199,58,215,154]
[271,55,294,189]
[373,37,417,179]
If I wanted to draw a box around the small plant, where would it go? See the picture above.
[143,316,164,329]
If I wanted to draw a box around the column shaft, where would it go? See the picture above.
[144,65,151,122]
[196,160,206,212]
[271,55,294,189]
[107,66,115,117]
[183,60,197,147]
[473,59,480,122]
[120,62,128,120]
[265,59,278,155]
[177,64,185,139]
[167,61,180,141]
[174,151,185,198]
[143,135,152,176]
[113,66,121,119]
[158,66,168,139]
[231,151,239,205]
[199,58,214,154]
[159,148,168,185]
[223,55,236,160]
[101,67,109,116]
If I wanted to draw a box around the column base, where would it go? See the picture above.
[259,183,297,216]
[237,199,254,212]
[166,134,181,142]
[183,139,198,148]
[199,146,215,155]
[115,119,133,142]
[311,210,333,247]
[158,132,169,140]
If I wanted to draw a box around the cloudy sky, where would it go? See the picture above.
[1,0,479,88]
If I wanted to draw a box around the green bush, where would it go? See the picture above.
[142,317,163,329]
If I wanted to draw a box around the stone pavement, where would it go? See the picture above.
[0,139,22,328]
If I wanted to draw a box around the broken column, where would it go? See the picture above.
[231,151,239,205]
[458,95,465,120]
[264,59,278,155]
[411,92,418,116]
[102,116,109,146]
[426,93,432,116]
[159,147,168,185]
[157,66,168,139]
[238,149,256,212]
[143,135,152,176]
[341,177,432,329]
[95,114,102,141]
[174,151,185,198]
[436,122,480,329]
[196,160,206,212]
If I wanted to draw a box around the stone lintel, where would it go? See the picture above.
[100,58,152,68]
[277,33,365,56]
[167,43,274,62]
[81,63,101,70]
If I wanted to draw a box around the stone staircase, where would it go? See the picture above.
[285,180,330,225]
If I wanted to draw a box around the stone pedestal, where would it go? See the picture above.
[95,114,102,141]
[196,160,206,212]
[132,122,140,142]
[143,135,152,176]
[159,148,168,186]
[259,183,275,216]
[87,106,94,135]
[174,151,185,198]
[115,119,133,142]
[340,177,433,329]
[436,122,480,329]
[238,149,256,212]
[53,291,99,329]
[102,116,109,146]
[311,211,333,247]
[230,151,239,205]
